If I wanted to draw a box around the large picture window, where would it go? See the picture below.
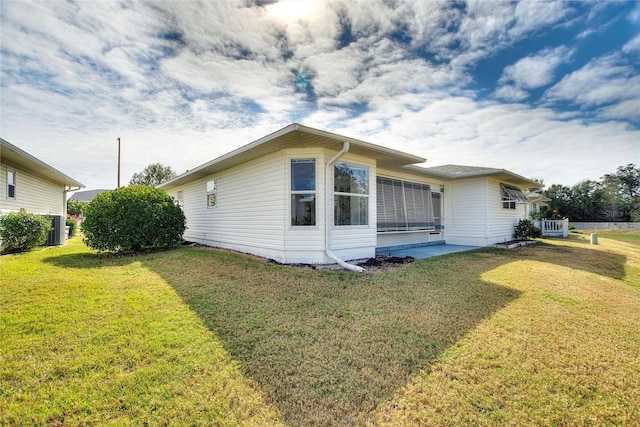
[376,177,436,232]
[334,162,368,226]
[291,159,316,226]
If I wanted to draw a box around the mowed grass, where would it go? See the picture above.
[1,230,639,425]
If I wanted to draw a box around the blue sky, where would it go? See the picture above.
[1,0,638,191]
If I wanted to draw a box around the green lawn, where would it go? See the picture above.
[1,231,639,425]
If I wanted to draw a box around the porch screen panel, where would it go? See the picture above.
[406,182,433,229]
[376,177,403,231]
[432,192,442,231]
[376,177,435,232]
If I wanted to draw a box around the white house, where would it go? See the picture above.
[1,138,84,244]
[159,124,538,267]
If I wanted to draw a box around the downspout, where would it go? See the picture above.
[63,185,82,242]
[325,141,365,273]
[64,185,83,216]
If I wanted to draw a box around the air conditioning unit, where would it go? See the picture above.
[46,215,66,246]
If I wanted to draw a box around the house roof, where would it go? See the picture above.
[406,164,541,188]
[160,123,426,191]
[159,124,540,191]
[1,138,84,188]
[525,190,551,204]
[68,189,109,203]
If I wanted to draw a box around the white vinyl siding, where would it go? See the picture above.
[444,177,527,246]
[0,162,65,216]
[174,151,287,261]
[443,178,488,246]
[487,178,526,242]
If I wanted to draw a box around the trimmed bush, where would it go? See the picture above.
[513,218,542,240]
[0,212,52,253]
[82,186,186,253]
[66,217,78,237]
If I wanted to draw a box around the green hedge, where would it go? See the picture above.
[66,217,78,237]
[513,219,542,240]
[81,186,186,253]
[0,212,52,253]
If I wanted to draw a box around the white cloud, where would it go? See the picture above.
[1,0,638,192]
[493,85,529,102]
[498,47,573,92]
[623,34,640,53]
[510,0,573,37]
[543,54,640,121]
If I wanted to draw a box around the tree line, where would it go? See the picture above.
[537,164,639,222]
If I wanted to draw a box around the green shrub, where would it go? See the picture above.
[0,212,52,253]
[513,218,542,240]
[66,217,78,237]
[82,186,186,253]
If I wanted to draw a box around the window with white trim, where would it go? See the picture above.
[7,169,15,199]
[291,159,316,226]
[376,177,436,232]
[207,180,216,207]
[334,162,368,226]
[501,183,528,210]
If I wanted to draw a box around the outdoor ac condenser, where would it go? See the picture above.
[46,215,65,246]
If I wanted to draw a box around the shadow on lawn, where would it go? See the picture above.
[43,241,628,426]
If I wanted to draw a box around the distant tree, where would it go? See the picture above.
[541,184,573,219]
[542,164,639,222]
[570,180,605,222]
[129,163,177,187]
[528,177,545,191]
[67,199,86,217]
[601,164,640,221]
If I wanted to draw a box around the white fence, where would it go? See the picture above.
[572,222,640,230]
[537,218,569,237]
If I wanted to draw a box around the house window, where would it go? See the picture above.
[501,183,528,210]
[7,169,15,199]
[376,177,435,232]
[207,180,216,207]
[334,162,368,226]
[291,159,316,226]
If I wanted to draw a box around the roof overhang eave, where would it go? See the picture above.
[1,138,85,188]
[160,124,426,191]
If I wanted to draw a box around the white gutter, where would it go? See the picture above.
[325,141,365,273]
[63,185,83,216]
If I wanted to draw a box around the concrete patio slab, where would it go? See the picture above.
[376,244,482,260]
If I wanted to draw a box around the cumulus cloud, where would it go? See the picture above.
[543,53,640,120]
[1,0,637,190]
[501,47,572,89]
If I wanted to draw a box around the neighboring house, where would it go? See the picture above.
[159,124,538,266]
[1,138,84,244]
[68,189,109,204]
[525,189,551,218]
